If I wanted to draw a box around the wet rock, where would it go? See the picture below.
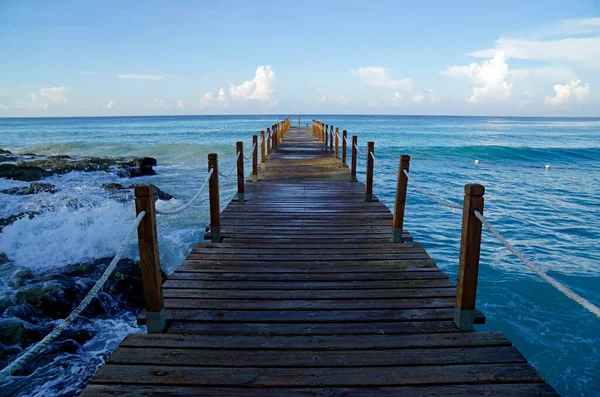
[0,148,16,163]
[103,183,174,201]
[0,253,9,265]
[11,268,34,287]
[0,182,59,195]
[0,154,157,181]
[0,320,25,346]
[15,283,78,319]
[0,212,38,232]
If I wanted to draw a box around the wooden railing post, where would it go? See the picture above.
[392,155,410,243]
[267,127,271,158]
[365,142,374,201]
[342,130,347,165]
[335,127,339,159]
[134,185,166,333]
[252,134,258,183]
[325,124,329,148]
[208,154,221,243]
[329,126,333,152]
[454,184,485,332]
[260,130,266,168]
[236,141,244,202]
[321,123,325,143]
[351,136,358,182]
[272,125,277,150]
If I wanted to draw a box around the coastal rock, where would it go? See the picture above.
[102,183,175,201]
[0,154,157,181]
[0,148,16,163]
[0,182,59,195]
[0,212,38,232]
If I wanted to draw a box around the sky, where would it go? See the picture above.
[1,0,599,117]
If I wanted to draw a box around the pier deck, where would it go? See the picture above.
[82,126,557,396]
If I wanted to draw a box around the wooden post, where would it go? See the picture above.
[365,142,374,201]
[325,124,329,148]
[272,125,277,150]
[329,126,333,152]
[208,154,221,243]
[321,123,325,142]
[252,134,258,183]
[236,141,244,202]
[335,127,339,159]
[342,130,347,165]
[260,130,266,168]
[351,136,358,182]
[134,185,166,333]
[454,184,485,332]
[392,155,410,243]
[267,127,271,158]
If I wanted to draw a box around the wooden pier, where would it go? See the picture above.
[82,121,558,396]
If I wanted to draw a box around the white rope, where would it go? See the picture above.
[370,152,398,176]
[218,152,241,178]
[156,169,214,215]
[243,142,257,161]
[403,169,462,210]
[203,125,227,133]
[0,211,146,381]
[353,142,365,155]
[474,210,600,318]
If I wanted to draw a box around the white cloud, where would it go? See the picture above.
[199,92,215,107]
[412,94,424,105]
[39,87,69,103]
[118,74,165,80]
[19,93,48,110]
[350,67,413,90]
[318,96,327,104]
[425,89,438,103]
[153,97,166,107]
[544,80,591,105]
[267,100,278,109]
[229,66,275,102]
[199,88,228,107]
[340,94,352,106]
[468,37,600,69]
[391,92,402,106]
[216,88,227,102]
[105,100,116,109]
[176,100,185,108]
[442,52,512,104]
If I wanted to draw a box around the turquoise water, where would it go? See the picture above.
[0,115,599,396]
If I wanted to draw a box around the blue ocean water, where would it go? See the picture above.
[0,115,599,396]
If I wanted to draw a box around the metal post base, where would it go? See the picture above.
[392,228,403,243]
[251,174,258,183]
[365,193,373,202]
[146,307,166,334]
[237,193,245,203]
[453,307,475,332]
[211,226,221,243]
[261,163,266,169]
[351,176,358,182]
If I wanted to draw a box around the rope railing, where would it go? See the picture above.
[403,169,462,210]
[156,168,214,215]
[370,152,398,176]
[218,152,242,178]
[0,210,147,381]
[243,142,256,161]
[474,210,600,318]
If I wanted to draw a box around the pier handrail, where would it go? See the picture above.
[311,118,600,325]
[155,169,214,215]
[0,211,147,381]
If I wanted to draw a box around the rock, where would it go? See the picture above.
[0,182,59,195]
[0,154,157,181]
[0,253,8,265]
[11,268,34,287]
[0,212,38,232]
[102,183,125,190]
[0,320,25,346]
[15,283,78,319]
[129,184,174,201]
[0,148,16,163]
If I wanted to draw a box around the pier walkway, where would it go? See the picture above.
[82,125,557,396]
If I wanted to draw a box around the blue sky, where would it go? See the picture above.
[1,0,599,116]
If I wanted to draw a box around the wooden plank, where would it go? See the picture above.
[91,363,543,386]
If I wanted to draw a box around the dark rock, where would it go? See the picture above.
[0,253,8,265]
[129,184,174,201]
[0,320,25,346]
[0,212,37,232]
[56,339,81,354]
[0,148,16,163]
[0,149,12,155]
[102,183,125,190]
[0,154,158,181]
[11,268,34,287]
[0,182,59,195]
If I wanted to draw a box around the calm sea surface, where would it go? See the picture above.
[0,115,599,396]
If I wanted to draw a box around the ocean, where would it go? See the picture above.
[0,115,599,396]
